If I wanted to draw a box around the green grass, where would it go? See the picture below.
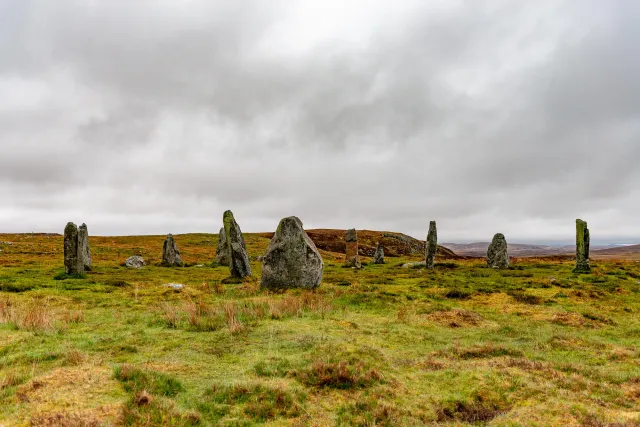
[0,232,640,425]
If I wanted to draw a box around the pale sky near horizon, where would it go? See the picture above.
[1,1,639,243]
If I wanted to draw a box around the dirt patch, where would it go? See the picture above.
[426,309,484,327]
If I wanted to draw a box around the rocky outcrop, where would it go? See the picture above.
[344,228,361,268]
[215,227,229,265]
[574,219,591,273]
[487,233,509,269]
[223,210,252,278]
[161,234,183,267]
[260,216,324,290]
[426,221,437,269]
[373,243,384,264]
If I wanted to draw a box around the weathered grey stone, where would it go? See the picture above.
[344,228,361,268]
[373,243,385,264]
[401,261,426,269]
[487,233,509,269]
[574,219,591,273]
[426,221,437,269]
[78,223,92,271]
[260,216,324,290]
[215,227,229,265]
[163,283,184,290]
[223,210,252,278]
[125,255,146,268]
[161,234,183,267]
[63,222,84,275]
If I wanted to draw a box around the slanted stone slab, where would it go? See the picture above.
[161,234,183,267]
[344,228,361,268]
[487,233,509,269]
[260,216,324,290]
[78,223,92,271]
[223,210,252,278]
[574,219,591,273]
[426,221,437,269]
[373,243,385,264]
[64,222,84,275]
[215,227,229,265]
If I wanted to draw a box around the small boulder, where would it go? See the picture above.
[373,244,385,264]
[161,234,183,267]
[163,283,184,291]
[215,227,229,265]
[260,216,324,290]
[487,233,509,269]
[223,210,252,278]
[125,255,146,268]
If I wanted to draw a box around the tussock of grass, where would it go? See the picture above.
[113,365,184,397]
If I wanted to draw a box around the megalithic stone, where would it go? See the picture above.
[373,243,385,264]
[574,219,591,273]
[260,216,324,290]
[78,223,92,271]
[487,233,509,269]
[223,210,252,278]
[161,233,183,267]
[344,228,361,268]
[215,227,229,265]
[426,221,437,269]
[64,222,84,275]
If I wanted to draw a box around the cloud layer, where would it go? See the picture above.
[1,0,639,243]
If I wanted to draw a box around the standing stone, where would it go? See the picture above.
[63,222,84,275]
[574,219,591,273]
[425,221,437,269]
[344,228,361,268]
[78,223,92,271]
[487,233,509,269]
[373,243,385,264]
[161,234,183,267]
[260,216,324,290]
[215,227,229,265]
[223,210,252,278]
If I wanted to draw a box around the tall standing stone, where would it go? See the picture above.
[215,227,229,265]
[78,223,92,271]
[487,233,509,269]
[260,216,324,290]
[574,219,591,273]
[425,221,437,269]
[161,234,183,267]
[223,210,252,278]
[373,243,385,264]
[344,228,361,268]
[64,222,84,275]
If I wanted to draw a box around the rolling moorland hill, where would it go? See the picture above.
[442,242,640,260]
[1,231,640,425]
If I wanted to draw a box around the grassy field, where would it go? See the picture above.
[1,232,640,426]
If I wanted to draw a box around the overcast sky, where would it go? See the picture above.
[1,0,639,243]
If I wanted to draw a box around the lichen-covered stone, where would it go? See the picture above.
[215,227,229,265]
[574,219,591,273]
[125,255,146,268]
[78,223,92,271]
[161,234,183,267]
[64,222,84,275]
[373,243,385,264]
[426,221,437,269]
[260,216,324,290]
[344,228,361,268]
[223,210,252,278]
[487,233,509,269]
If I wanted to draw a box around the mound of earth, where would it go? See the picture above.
[257,229,461,259]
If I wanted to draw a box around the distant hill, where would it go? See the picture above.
[257,229,461,260]
[441,242,574,257]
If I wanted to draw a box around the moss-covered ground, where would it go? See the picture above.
[1,233,640,425]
